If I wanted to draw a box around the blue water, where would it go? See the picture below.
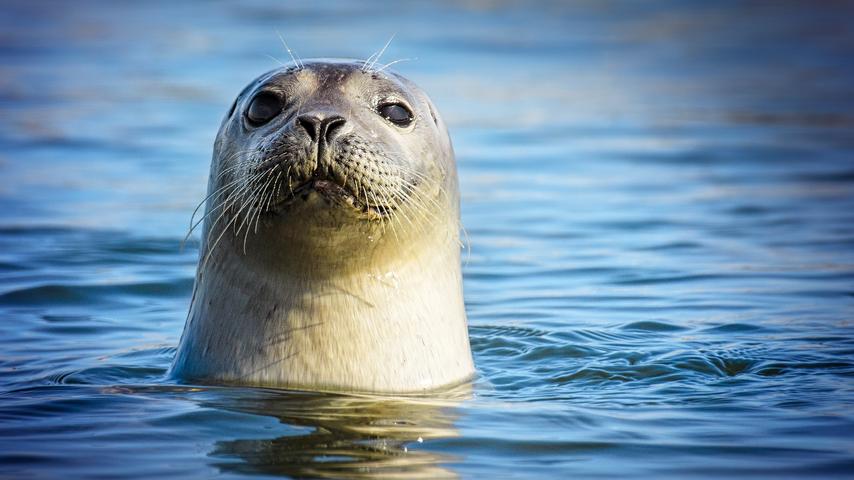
[2,1,854,478]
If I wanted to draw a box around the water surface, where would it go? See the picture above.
[2,1,854,478]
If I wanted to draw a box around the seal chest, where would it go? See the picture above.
[170,59,475,393]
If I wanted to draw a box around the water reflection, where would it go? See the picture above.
[207,386,469,479]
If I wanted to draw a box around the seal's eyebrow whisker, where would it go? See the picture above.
[364,33,396,72]
[362,43,383,72]
[375,57,416,74]
[362,52,378,73]
[276,30,304,69]
[264,53,288,68]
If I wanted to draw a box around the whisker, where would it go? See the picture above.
[181,178,241,250]
[365,34,396,72]
[264,53,287,68]
[242,172,275,254]
[460,221,471,266]
[276,30,303,69]
[187,152,255,229]
[257,168,282,233]
[202,169,268,250]
[182,168,249,247]
[198,170,269,274]
[380,185,406,243]
[375,57,416,73]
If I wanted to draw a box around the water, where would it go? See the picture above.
[2,1,854,478]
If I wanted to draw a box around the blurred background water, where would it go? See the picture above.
[2,1,854,478]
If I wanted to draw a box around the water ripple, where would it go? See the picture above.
[2,1,854,478]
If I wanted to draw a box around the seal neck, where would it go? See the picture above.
[172,218,475,393]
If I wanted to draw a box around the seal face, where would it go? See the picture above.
[170,59,475,393]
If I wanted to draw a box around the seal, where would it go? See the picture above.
[170,59,475,393]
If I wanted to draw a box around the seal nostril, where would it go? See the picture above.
[298,115,320,142]
[297,114,346,145]
[323,116,346,144]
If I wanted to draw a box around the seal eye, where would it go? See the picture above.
[378,103,413,127]
[246,92,283,126]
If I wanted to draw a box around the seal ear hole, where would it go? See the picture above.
[378,102,414,127]
[428,103,438,126]
[246,91,284,127]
